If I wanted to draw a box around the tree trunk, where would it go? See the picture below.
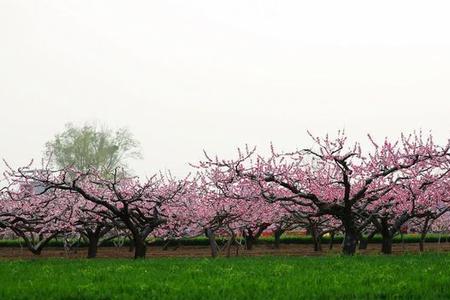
[245,236,254,250]
[87,235,99,259]
[419,237,425,252]
[15,231,57,256]
[359,237,368,250]
[243,228,255,250]
[379,219,394,255]
[311,229,322,252]
[225,232,235,258]
[243,225,268,250]
[30,248,42,255]
[84,226,110,259]
[342,231,358,255]
[205,228,219,258]
[359,230,377,250]
[314,238,322,252]
[134,239,147,259]
[381,234,393,254]
[419,217,431,253]
[128,239,135,252]
[341,213,360,255]
[274,229,283,249]
[329,232,335,250]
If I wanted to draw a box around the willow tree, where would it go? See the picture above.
[45,123,142,177]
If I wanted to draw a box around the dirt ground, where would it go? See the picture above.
[1,242,450,259]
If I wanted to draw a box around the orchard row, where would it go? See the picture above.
[1,131,449,258]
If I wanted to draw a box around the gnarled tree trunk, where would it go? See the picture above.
[343,231,358,255]
[82,225,112,259]
[273,228,284,249]
[419,216,432,252]
[87,235,100,259]
[134,238,147,259]
[381,234,393,254]
[243,224,269,251]
[380,219,394,255]
[328,232,335,250]
[359,230,377,250]
[205,228,219,258]
[310,224,322,252]
[342,216,359,255]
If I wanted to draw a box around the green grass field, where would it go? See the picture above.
[1,254,450,299]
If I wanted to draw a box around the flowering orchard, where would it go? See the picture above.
[1,132,449,258]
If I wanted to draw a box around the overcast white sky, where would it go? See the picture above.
[1,0,449,178]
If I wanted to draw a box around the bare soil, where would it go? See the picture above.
[1,242,450,259]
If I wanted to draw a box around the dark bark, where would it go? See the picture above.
[83,225,111,259]
[342,230,358,255]
[19,170,168,260]
[30,247,43,255]
[245,235,255,250]
[128,238,135,252]
[134,239,147,259]
[380,220,394,254]
[310,225,322,252]
[243,224,269,250]
[381,234,393,254]
[242,229,256,250]
[328,232,335,250]
[124,221,157,259]
[419,217,431,252]
[358,237,368,250]
[340,214,359,255]
[419,237,425,252]
[225,231,236,258]
[87,236,99,259]
[205,228,219,258]
[400,232,405,251]
[85,230,100,259]
[273,229,284,249]
[359,230,377,250]
[128,227,150,259]
[314,237,322,252]
[12,230,57,256]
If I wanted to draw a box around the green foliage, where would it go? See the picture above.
[45,123,142,176]
[1,254,450,299]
